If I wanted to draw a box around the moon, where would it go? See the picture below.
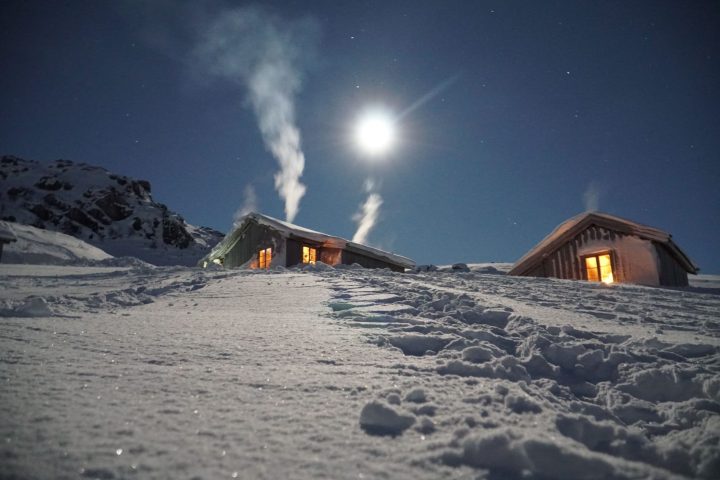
[355,110,396,156]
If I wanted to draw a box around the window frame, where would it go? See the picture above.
[581,251,615,283]
[302,245,317,265]
[258,247,272,269]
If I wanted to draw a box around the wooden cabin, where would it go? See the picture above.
[508,212,698,287]
[0,221,18,263]
[199,212,415,272]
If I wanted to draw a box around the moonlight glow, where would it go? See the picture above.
[355,111,396,156]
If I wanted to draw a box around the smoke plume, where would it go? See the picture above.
[193,6,319,223]
[352,180,383,244]
[233,184,258,227]
[583,181,600,212]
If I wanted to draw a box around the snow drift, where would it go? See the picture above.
[0,221,112,265]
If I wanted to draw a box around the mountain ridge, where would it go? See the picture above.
[0,155,223,265]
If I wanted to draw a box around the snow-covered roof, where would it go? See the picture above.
[205,212,415,269]
[0,221,18,243]
[509,212,698,275]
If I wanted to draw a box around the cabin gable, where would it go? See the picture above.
[223,221,286,268]
[532,224,661,285]
[509,213,696,287]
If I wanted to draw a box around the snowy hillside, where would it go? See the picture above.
[1,263,718,479]
[0,221,113,265]
[0,155,223,265]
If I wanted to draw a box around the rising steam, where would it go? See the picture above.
[352,180,383,244]
[233,184,258,227]
[583,181,600,212]
[193,6,319,223]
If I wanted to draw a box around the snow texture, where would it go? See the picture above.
[0,262,718,479]
[1,222,113,265]
[0,220,17,242]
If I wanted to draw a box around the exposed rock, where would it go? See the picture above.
[35,176,63,191]
[0,155,224,265]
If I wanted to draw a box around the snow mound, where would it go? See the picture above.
[1,222,112,265]
[458,427,626,479]
[93,256,154,268]
[359,400,416,436]
[0,297,54,317]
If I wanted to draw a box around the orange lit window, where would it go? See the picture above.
[302,246,317,264]
[258,247,272,269]
[583,253,614,284]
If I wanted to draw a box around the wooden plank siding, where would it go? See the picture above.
[320,247,342,266]
[509,212,696,287]
[537,225,632,283]
[223,223,406,271]
[526,264,545,277]
[342,248,405,272]
[524,225,689,286]
[224,222,285,268]
[285,238,303,267]
[655,242,689,287]
[286,237,335,268]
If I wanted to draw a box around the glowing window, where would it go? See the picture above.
[302,246,317,264]
[584,253,614,284]
[258,247,272,269]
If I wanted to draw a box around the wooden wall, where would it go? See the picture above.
[285,238,330,267]
[342,247,404,272]
[655,242,689,286]
[320,247,342,266]
[224,222,284,268]
[537,225,622,281]
[285,238,302,267]
[526,225,690,287]
[224,226,405,271]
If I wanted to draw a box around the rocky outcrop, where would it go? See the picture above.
[0,155,224,265]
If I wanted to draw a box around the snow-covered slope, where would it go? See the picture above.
[0,155,223,265]
[0,221,112,265]
[0,264,718,479]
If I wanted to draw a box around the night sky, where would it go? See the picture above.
[2,1,719,272]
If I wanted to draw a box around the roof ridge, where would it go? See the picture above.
[509,211,696,276]
[203,211,415,268]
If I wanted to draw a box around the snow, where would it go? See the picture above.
[0,221,17,242]
[359,400,416,436]
[1,156,223,266]
[1,222,113,264]
[0,263,719,479]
